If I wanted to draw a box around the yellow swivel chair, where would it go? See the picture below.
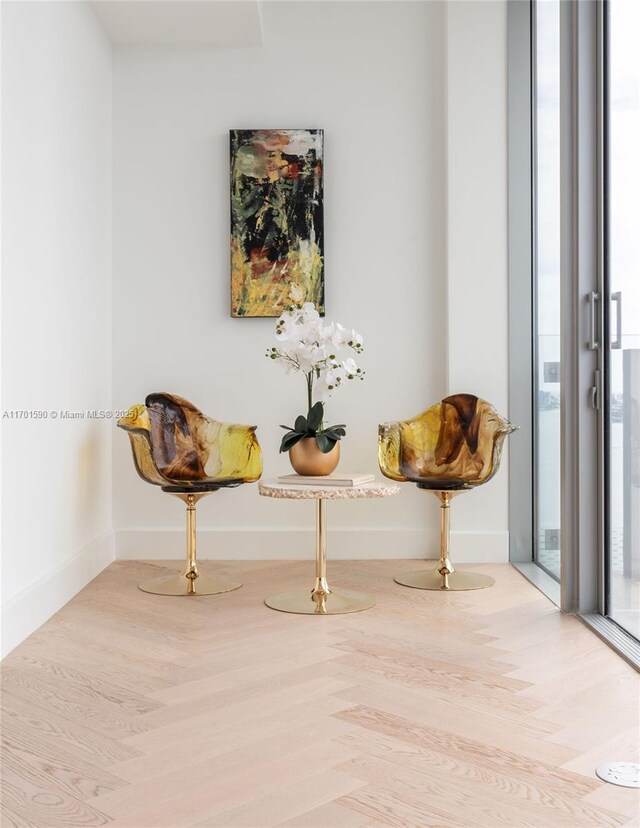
[118,393,262,596]
[379,393,517,591]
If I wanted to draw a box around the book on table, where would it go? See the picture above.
[277,473,375,487]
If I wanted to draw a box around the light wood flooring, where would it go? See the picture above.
[1,560,639,827]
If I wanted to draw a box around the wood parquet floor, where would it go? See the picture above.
[1,560,638,827]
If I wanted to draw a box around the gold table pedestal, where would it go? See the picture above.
[265,588,375,615]
[394,490,495,592]
[264,498,375,615]
[138,491,242,597]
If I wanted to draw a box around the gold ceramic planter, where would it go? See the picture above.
[289,437,340,476]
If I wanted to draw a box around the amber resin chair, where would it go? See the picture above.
[379,394,517,591]
[118,393,262,596]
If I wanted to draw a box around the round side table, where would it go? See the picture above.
[259,479,400,615]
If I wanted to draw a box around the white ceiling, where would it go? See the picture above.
[90,0,263,46]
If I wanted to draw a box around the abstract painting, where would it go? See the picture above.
[230,129,324,318]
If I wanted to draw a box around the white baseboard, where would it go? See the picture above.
[1,529,115,659]
[115,528,509,563]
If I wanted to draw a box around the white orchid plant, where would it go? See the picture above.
[266,296,365,454]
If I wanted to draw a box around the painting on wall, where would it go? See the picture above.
[230,129,324,318]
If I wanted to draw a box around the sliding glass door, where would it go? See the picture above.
[510,0,639,661]
[604,0,640,640]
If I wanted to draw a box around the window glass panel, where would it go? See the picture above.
[534,0,561,580]
[606,0,640,640]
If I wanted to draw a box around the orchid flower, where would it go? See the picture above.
[266,293,365,453]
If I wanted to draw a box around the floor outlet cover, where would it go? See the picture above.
[595,762,640,788]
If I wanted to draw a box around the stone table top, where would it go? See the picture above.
[258,479,401,500]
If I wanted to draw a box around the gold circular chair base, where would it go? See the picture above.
[138,572,242,596]
[265,589,375,615]
[394,568,495,591]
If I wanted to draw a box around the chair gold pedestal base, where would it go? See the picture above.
[395,490,495,592]
[394,567,495,591]
[138,490,242,597]
[265,588,374,615]
[139,571,242,596]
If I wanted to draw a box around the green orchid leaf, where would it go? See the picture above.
[322,429,343,442]
[280,432,305,453]
[294,414,308,433]
[279,424,294,431]
[307,401,324,432]
[315,432,337,454]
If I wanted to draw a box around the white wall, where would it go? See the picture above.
[446,0,510,555]
[1,1,113,656]
[112,0,511,563]
[112,1,453,560]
